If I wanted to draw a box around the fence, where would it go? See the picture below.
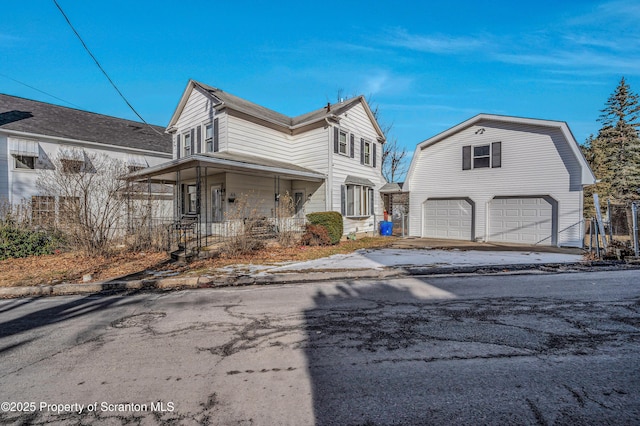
[165,216,308,259]
[586,201,640,258]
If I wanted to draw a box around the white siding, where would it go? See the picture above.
[226,115,290,161]
[331,103,386,235]
[174,88,224,158]
[0,136,8,202]
[3,135,170,207]
[407,120,586,247]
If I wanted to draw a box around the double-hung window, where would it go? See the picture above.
[462,142,501,170]
[363,141,372,165]
[339,130,348,155]
[205,124,214,152]
[183,132,192,157]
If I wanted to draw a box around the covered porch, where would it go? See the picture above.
[127,152,326,259]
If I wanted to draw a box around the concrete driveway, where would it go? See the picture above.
[264,238,586,274]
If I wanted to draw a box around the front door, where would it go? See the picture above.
[294,191,305,217]
[211,185,223,222]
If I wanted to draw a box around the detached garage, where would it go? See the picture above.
[404,114,596,247]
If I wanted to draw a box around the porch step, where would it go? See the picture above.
[170,250,193,263]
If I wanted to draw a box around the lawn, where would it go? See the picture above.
[0,237,395,287]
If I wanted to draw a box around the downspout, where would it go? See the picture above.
[325,117,333,211]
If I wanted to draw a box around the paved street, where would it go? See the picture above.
[0,270,639,425]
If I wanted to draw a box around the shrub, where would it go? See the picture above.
[0,223,62,260]
[306,211,343,245]
[300,224,331,246]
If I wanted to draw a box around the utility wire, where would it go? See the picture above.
[52,0,163,135]
[0,72,84,109]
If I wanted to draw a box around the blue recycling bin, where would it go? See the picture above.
[380,221,393,236]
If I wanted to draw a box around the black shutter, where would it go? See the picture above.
[340,185,346,215]
[492,142,502,168]
[196,125,202,154]
[213,118,219,152]
[373,143,377,168]
[462,145,471,170]
[190,128,195,154]
[360,138,365,164]
[350,134,355,158]
[176,134,181,159]
[333,127,339,153]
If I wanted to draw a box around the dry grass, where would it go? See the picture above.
[0,251,170,287]
[0,237,396,287]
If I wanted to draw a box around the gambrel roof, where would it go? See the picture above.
[167,80,386,141]
[0,93,172,154]
[407,113,595,186]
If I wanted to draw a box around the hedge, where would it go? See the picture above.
[306,211,343,245]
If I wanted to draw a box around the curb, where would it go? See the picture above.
[1,261,638,299]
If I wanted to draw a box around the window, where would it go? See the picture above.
[14,155,36,169]
[32,196,55,226]
[183,132,192,157]
[61,159,84,173]
[59,196,80,227]
[342,185,374,217]
[186,185,197,214]
[473,145,490,168]
[462,142,501,170]
[339,130,348,155]
[205,124,213,152]
[363,141,372,165]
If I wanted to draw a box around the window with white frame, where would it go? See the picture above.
[205,123,214,152]
[14,155,36,169]
[342,185,374,217]
[338,130,348,155]
[462,142,502,170]
[363,140,372,165]
[183,132,192,157]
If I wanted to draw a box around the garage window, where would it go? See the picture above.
[463,142,501,170]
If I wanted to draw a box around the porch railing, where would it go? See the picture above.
[166,216,307,258]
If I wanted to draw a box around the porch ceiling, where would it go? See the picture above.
[127,152,326,183]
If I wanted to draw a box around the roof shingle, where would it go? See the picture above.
[0,94,172,153]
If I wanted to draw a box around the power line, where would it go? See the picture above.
[0,72,84,109]
[52,0,163,136]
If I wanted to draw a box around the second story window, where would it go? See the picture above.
[339,130,348,155]
[205,124,213,152]
[183,132,192,157]
[363,141,371,166]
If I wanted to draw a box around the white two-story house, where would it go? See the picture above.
[130,80,387,248]
[0,93,172,224]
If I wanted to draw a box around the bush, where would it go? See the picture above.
[0,223,62,260]
[300,224,332,246]
[306,211,343,245]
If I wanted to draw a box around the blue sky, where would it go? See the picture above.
[2,0,639,163]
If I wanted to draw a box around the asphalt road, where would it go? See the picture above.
[0,270,639,425]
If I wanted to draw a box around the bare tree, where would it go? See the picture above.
[37,151,130,256]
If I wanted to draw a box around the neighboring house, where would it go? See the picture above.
[129,80,387,251]
[405,114,595,247]
[0,93,173,223]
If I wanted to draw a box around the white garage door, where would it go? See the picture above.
[424,199,472,240]
[489,197,554,245]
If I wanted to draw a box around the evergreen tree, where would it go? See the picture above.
[595,77,640,204]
